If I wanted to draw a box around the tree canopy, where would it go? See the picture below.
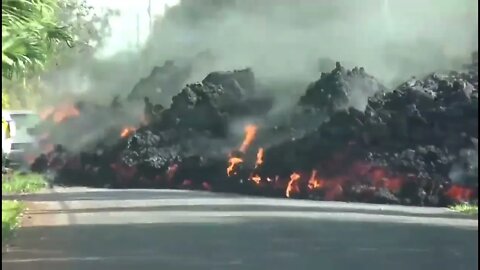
[2,0,118,110]
[2,0,74,79]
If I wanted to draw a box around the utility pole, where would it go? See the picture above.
[148,0,152,33]
[136,12,140,49]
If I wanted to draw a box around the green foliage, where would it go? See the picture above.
[2,77,44,110]
[1,0,118,110]
[50,0,119,67]
[2,91,11,109]
[2,200,24,243]
[2,0,74,79]
[449,203,479,215]
[2,172,47,243]
[2,172,47,194]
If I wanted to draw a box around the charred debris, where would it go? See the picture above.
[30,53,478,207]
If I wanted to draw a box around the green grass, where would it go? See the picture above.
[449,203,479,215]
[2,172,47,194]
[2,200,25,243]
[2,172,47,243]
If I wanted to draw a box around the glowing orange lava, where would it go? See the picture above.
[255,147,264,167]
[227,157,243,176]
[251,174,261,184]
[286,172,301,198]
[239,124,257,153]
[120,127,136,138]
[307,170,324,190]
[40,104,80,123]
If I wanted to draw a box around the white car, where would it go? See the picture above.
[2,110,41,167]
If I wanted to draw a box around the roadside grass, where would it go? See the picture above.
[449,203,479,215]
[2,200,25,243]
[2,172,47,194]
[2,172,47,243]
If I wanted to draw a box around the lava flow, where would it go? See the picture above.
[120,127,137,138]
[26,54,478,208]
[40,103,80,123]
[226,124,258,177]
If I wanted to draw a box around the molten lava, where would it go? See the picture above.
[239,124,258,153]
[28,57,479,208]
[41,104,80,123]
[226,124,259,177]
[255,147,264,167]
[250,174,261,184]
[286,172,301,198]
[120,127,137,138]
[227,157,243,176]
[446,186,475,202]
[307,170,324,190]
[248,148,264,185]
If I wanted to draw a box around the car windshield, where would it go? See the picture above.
[10,114,40,130]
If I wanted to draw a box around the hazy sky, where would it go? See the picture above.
[86,0,180,57]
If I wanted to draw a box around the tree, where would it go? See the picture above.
[2,0,74,79]
[51,0,118,67]
[2,0,118,110]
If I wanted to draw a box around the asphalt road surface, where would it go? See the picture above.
[2,187,478,270]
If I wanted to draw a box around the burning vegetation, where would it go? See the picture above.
[27,52,478,207]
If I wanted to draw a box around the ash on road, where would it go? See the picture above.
[2,188,478,270]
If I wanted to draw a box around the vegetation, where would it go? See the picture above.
[2,200,24,243]
[2,0,117,110]
[2,0,73,79]
[449,203,479,215]
[2,172,48,194]
[2,173,47,243]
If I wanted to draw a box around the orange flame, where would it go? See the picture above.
[248,148,265,184]
[308,170,324,190]
[239,124,257,153]
[446,185,474,202]
[41,104,80,123]
[286,172,301,198]
[251,174,261,184]
[227,157,243,176]
[255,147,264,167]
[120,127,136,138]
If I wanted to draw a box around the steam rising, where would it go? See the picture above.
[38,0,478,103]
[142,0,478,85]
[34,0,477,153]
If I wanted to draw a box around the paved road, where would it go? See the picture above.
[2,188,478,270]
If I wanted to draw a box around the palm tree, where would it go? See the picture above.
[2,0,73,79]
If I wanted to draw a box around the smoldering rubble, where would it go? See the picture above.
[29,52,478,207]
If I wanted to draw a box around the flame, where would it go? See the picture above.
[120,127,136,138]
[227,157,243,176]
[247,148,265,184]
[307,170,324,190]
[251,174,261,184]
[286,172,301,198]
[255,147,264,167]
[41,104,80,123]
[446,185,474,202]
[226,125,258,178]
[239,124,258,153]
